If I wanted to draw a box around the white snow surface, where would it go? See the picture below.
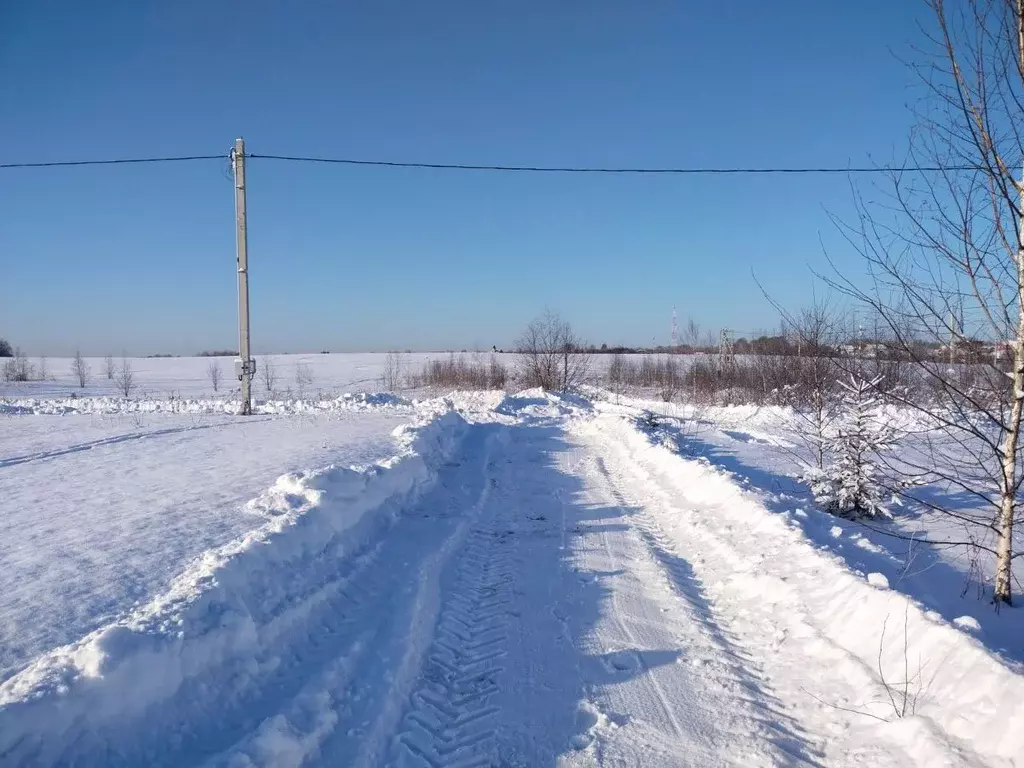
[0,384,1022,766]
[0,391,412,416]
[594,391,1024,666]
[0,352,483,402]
[0,409,411,679]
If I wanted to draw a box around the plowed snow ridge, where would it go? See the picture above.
[0,393,1021,767]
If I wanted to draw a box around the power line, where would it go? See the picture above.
[247,153,977,175]
[0,155,226,169]
[0,151,981,175]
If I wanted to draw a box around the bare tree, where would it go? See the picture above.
[37,356,48,381]
[207,361,222,392]
[2,348,34,382]
[680,317,715,352]
[680,317,718,401]
[489,354,508,390]
[763,295,850,470]
[260,357,277,395]
[827,0,1024,604]
[16,349,32,382]
[382,351,403,392]
[104,354,116,380]
[115,356,135,398]
[516,310,591,392]
[795,307,847,471]
[71,350,90,389]
[608,353,629,400]
[295,361,314,398]
[658,356,681,402]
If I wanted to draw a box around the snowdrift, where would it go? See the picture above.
[0,391,412,416]
[0,409,469,764]
[494,388,593,419]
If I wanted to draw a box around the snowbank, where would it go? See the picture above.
[494,388,594,419]
[592,388,935,438]
[0,391,412,416]
[600,413,1024,765]
[0,409,469,763]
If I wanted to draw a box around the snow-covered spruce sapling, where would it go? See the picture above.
[803,375,902,519]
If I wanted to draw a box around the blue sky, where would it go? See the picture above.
[1,1,928,355]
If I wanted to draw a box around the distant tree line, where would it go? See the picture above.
[584,335,1001,363]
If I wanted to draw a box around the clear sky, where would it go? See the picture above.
[1,1,930,355]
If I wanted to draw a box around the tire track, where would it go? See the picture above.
[586,457,687,741]
[338,428,504,768]
[393,472,517,766]
[586,424,822,765]
[0,424,232,468]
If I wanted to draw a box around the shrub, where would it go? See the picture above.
[412,354,509,390]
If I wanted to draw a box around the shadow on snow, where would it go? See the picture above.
[650,415,1024,670]
[10,417,823,767]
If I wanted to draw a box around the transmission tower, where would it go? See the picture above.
[718,328,735,370]
[671,306,678,350]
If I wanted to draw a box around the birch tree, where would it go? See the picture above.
[830,0,1024,604]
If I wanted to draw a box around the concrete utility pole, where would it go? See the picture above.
[232,137,254,415]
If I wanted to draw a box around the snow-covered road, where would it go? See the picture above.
[1,398,1021,767]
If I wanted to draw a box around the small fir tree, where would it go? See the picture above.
[803,375,900,519]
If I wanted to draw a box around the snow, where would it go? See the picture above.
[602,392,1024,667]
[1,376,1022,766]
[801,375,902,519]
[0,408,470,761]
[0,409,410,680]
[0,352,495,402]
[0,391,412,416]
[585,409,1024,764]
[867,572,891,589]
[954,616,982,633]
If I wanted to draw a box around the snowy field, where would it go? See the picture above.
[0,409,411,680]
[0,352,487,403]
[0,352,674,409]
[1,364,1023,766]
